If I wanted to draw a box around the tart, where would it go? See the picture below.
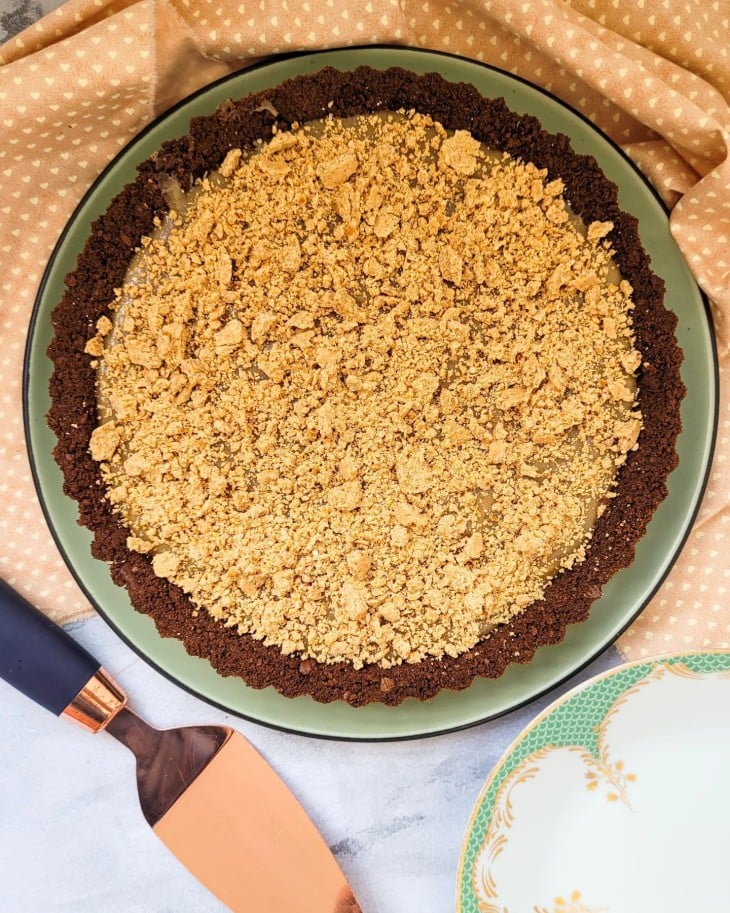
[48,66,684,706]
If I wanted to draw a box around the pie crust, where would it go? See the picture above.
[48,66,684,705]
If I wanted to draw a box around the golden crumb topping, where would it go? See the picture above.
[88,111,642,668]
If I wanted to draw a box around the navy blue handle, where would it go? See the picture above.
[0,578,100,716]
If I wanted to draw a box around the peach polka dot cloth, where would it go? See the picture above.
[1,0,728,659]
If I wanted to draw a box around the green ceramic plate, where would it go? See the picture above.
[24,48,717,740]
[457,651,730,911]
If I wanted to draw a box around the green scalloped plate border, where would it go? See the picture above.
[456,650,730,910]
[24,47,717,740]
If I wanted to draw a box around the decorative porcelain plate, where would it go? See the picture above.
[25,47,716,739]
[458,651,730,911]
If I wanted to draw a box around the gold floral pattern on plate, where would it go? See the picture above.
[458,652,730,913]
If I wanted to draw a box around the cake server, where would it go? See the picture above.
[0,578,361,913]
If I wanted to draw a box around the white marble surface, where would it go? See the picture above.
[0,613,620,912]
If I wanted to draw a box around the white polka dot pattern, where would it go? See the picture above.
[0,0,728,657]
[1,0,156,619]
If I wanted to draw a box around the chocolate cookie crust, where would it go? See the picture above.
[48,66,684,706]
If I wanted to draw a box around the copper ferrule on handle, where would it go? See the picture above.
[61,668,127,733]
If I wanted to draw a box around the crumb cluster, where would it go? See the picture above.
[87,112,642,669]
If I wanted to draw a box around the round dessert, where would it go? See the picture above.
[48,66,684,706]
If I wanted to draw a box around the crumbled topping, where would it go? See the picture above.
[89,421,120,462]
[88,112,642,669]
